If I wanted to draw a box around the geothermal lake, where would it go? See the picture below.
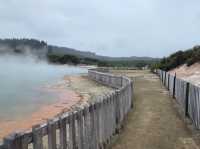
[0,56,87,121]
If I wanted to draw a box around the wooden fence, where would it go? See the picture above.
[0,69,134,149]
[156,69,200,129]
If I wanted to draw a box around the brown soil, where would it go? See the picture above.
[111,70,198,149]
[169,63,200,86]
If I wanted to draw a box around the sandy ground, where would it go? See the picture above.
[0,75,113,142]
[169,63,200,86]
[111,70,198,149]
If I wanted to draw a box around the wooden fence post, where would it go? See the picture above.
[131,81,134,109]
[89,104,95,149]
[76,109,84,149]
[121,76,123,87]
[47,120,57,149]
[72,112,77,149]
[68,113,73,149]
[83,106,90,149]
[102,96,107,147]
[94,101,100,149]
[173,73,176,98]
[115,90,120,134]
[32,125,43,149]
[168,74,170,90]
[59,116,67,149]
[109,93,114,140]
[112,92,117,136]
[185,82,190,117]
[164,71,167,86]
[98,98,103,149]
[105,94,111,145]
[3,132,27,149]
[94,102,98,149]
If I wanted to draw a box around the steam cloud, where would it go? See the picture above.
[0,54,87,120]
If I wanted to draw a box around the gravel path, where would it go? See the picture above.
[111,70,198,149]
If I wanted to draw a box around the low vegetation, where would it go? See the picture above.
[103,59,158,68]
[152,45,200,71]
[0,38,47,54]
[47,53,158,68]
[47,54,103,66]
[0,38,158,68]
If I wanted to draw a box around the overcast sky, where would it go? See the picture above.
[1,0,200,57]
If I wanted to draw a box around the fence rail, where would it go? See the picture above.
[156,69,200,129]
[0,68,134,149]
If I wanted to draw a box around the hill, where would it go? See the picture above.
[0,38,158,67]
[48,45,156,61]
[152,45,200,71]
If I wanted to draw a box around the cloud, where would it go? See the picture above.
[1,0,200,57]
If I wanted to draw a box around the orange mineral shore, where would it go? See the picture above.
[0,89,84,141]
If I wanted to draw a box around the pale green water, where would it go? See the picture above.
[0,55,87,121]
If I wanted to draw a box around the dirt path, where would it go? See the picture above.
[111,70,198,149]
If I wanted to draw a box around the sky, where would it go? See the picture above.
[0,0,200,57]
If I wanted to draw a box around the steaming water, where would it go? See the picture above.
[0,55,87,121]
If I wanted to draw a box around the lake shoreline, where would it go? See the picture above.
[0,75,114,142]
[0,78,84,141]
[0,76,92,142]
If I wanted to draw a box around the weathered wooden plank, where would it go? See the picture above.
[191,85,200,129]
[95,100,101,149]
[108,94,112,141]
[32,125,43,149]
[131,81,134,108]
[72,112,77,149]
[113,92,117,134]
[68,113,73,149]
[93,102,98,148]
[89,104,95,149]
[68,112,77,149]
[115,90,120,133]
[59,116,67,149]
[105,96,109,146]
[110,93,114,138]
[169,74,175,96]
[83,105,90,149]
[3,132,29,149]
[93,102,99,149]
[173,73,176,98]
[3,133,17,149]
[98,97,104,148]
[76,109,84,149]
[174,78,188,113]
[185,82,190,117]
[167,73,170,90]
[113,93,117,135]
[47,120,56,149]
[65,114,70,149]
[164,71,166,86]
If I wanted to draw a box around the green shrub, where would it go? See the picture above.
[154,46,200,71]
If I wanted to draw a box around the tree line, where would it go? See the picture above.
[0,38,158,68]
[47,53,157,68]
[0,38,47,49]
[151,45,200,71]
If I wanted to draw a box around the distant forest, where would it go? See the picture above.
[0,39,47,49]
[152,45,200,71]
[0,38,158,68]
